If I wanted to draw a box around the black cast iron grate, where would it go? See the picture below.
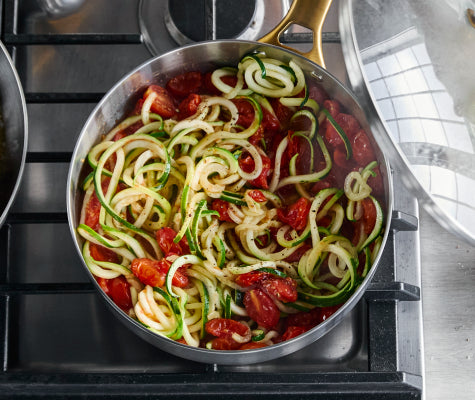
[0,0,422,398]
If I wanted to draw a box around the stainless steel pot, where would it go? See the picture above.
[67,0,393,364]
[0,40,28,229]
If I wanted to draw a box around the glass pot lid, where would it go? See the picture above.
[339,0,475,246]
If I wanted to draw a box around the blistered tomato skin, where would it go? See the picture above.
[243,289,280,329]
[108,276,133,312]
[156,227,190,256]
[277,197,312,232]
[143,85,176,118]
[235,271,274,287]
[367,167,385,198]
[247,189,267,202]
[323,99,340,118]
[308,85,330,106]
[270,97,293,128]
[96,276,132,312]
[261,107,280,133]
[238,153,272,190]
[211,199,233,222]
[205,318,252,350]
[286,307,322,328]
[352,129,376,167]
[249,126,265,146]
[324,112,360,149]
[282,306,340,338]
[167,264,190,288]
[84,179,111,232]
[89,243,119,263]
[178,93,201,120]
[131,257,189,288]
[261,277,298,303]
[361,197,377,235]
[131,258,166,287]
[333,147,350,169]
[235,272,298,303]
[281,325,308,341]
[166,71,203,98]
[232,98,256,128]
[205,318,250,339]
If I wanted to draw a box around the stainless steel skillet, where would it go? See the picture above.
[0,40,28,229]
[67,0,393,364]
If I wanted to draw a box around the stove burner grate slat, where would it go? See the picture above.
[3,33,142,46]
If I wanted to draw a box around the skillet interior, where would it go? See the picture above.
[67,40,393,365]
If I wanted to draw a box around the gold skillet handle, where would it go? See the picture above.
[258,0,333,68]
[468,9,475,28]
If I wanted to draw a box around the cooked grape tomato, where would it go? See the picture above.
[261,277,298,303]
[131,258,166,287]
[156,227,190,256]
[205,318,250,339]
[143,85,176,118]
[243,289,280,329]
[166,71,203,98]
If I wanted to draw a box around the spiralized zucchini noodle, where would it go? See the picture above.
[77,53,385,350]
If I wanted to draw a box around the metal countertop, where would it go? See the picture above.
[419,208,475,398]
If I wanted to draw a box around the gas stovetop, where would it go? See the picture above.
[0,0,423,398]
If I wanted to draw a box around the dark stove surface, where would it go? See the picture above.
[0,0,423,398]
[167,0,257,41]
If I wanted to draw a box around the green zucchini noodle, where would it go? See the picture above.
[77,53,386,350]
